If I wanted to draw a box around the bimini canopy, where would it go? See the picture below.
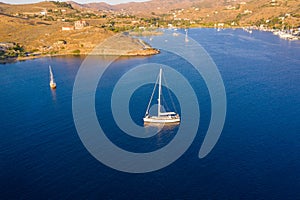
[159,112,177,116]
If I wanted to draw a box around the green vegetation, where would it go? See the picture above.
[291,13,300,18]
[52,1,73,9]
[72,49,80,54]
[108,25,136,33]
[0,43,26,60]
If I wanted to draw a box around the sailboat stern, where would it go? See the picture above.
[50,82,57,89]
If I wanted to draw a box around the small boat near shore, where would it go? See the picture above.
[185,29,189,42]
[49,65,56,89]
[273,30,299,40]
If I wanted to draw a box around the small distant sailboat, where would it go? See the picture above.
[49,65,56,89]
[143,68,180,124]
[185,29,189,42]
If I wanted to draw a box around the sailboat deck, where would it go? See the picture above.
[143,115,180,123]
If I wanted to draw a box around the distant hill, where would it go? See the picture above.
[68,0,251,14]
[68,0,299,27]
[67,1,113,11]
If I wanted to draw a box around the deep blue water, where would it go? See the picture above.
[1,28,300,199]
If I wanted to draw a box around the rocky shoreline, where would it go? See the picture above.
[0,34,160,64]
[89,34,160,56]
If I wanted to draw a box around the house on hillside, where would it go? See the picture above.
[40,10,47,16]
[270,0,279,6]
[62,26,74,31]
[74,20,88,30]
[226,5,236,10]
[243,9,252,14]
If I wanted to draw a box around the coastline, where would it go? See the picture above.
[0,34,160,64]
[1,26,299,64]
[0,49,160,64]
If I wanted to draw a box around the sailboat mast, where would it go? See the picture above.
[185,29,189,42]
[158,68,162,116]
[49,65,54,83]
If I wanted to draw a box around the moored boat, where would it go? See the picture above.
[49,65,56,89]
[143,68,180,124]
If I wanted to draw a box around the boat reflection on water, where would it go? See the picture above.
[144,121,180,130]
[144,121,180,148]
[50,87,57,102]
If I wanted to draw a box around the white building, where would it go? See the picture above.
[62,26,74,31]
[74,20,88,30]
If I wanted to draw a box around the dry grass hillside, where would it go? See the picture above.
[237,0,300,26]
[72,0,300,27]
[162,0,300,27]
[0,2,112,54]
[72,0,251,16]
[0,1,159,62]
[0,1,57,13]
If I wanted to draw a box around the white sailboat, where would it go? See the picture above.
[49,65,56,89]
[143,68,180,124]
[185,29,189,42]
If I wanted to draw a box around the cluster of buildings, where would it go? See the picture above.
[62,20,89,31]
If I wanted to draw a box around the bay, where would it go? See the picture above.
[1,28,299,199]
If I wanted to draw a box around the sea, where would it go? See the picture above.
[1,28,299,199]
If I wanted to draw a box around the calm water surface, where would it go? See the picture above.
[1,28,300,199]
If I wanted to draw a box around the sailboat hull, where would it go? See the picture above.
[143,116,180,123]
[50,82,56,89]
[143,68,180,125]
[49,65,56,89]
